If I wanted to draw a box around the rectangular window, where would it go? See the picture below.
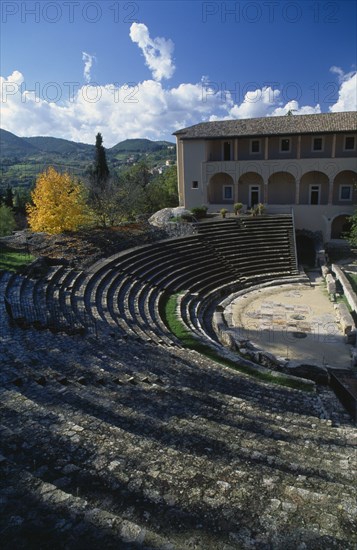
[339,185,352,201]
[223,141,231,160]
[310,185,320,205]
[312,137,323,151]
[192,181,198,189]
[223,185,233,200]
[250,139,261,153]
[344,136,356,151]
[280,138,291,152]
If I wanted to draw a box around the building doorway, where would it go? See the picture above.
[250,186,260,208]
[296,234,316,267]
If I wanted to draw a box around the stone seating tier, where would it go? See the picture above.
[3,215,299,350]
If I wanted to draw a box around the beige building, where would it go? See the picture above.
[174,112,357,242]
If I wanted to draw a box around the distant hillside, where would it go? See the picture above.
[0,130,175,160]
[0,129,40,158]
[0,130,176,190]
[110,138,175,153]
[24,136,94,156]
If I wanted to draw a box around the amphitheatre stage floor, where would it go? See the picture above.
[231,275,353,370]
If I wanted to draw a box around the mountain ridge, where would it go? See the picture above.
[0,129,175,159]
[0,129,176,189]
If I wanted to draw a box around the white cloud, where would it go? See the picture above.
[228,86,281,119]
[329,68,357,112]
[329,65,346,84]
[0,67,354,147]
[210,87,321,121]
[82,52,95,83]
[129,23,175,81]
[271,100,321,117]
[0,71,223,146]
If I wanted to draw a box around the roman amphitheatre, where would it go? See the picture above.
[0,212,356,549]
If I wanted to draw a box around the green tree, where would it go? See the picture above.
[146,166,179,211]
[0,204,16,236]
[4,186,14,208]
[115,163,179,219]
[116,161,152,218]
[13,188,32,215]
[347,210,357,246]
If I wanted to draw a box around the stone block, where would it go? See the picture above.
[336,303,354,335]
[326,280,336,296]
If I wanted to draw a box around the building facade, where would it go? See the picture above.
[174,112,357,242]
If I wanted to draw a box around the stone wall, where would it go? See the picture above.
[332,264,357,313]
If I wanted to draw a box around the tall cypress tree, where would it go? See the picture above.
[4,186,14,208]
[93,132,109,188]
[86,133,116,227]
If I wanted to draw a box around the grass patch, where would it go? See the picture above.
[161,293,313,392]
[346,272,357,294]
[335,293,352,311]
[0,247,35,272]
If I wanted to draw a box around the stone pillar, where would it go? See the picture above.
[264,179,268,203]
[296,178,300,205]
[234,138,238,161]
[328,178,334,205]
[234,181,239,203]
[331,134,336,158]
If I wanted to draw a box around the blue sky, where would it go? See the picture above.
[1,0,356,146]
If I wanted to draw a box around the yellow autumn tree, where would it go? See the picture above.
[27,167,90,234]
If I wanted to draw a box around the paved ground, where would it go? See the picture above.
[231,276,354,370]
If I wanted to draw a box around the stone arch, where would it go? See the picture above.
[331,214,352,239]
[208,172,235,204]
[268,171,296,204]
[299,171,329,205]
[332,170,357,205]
[238,172,264,207]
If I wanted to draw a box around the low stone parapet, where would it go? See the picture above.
[332,264,357,313]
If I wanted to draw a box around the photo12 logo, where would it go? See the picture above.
[1,1,139,24]
[201,80,340,105]
[201,2,340,24]
[1,81,140,104]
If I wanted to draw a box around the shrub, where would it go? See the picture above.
[250,203,266,216]
[256,203,266,215]
[234,202,243,215]
[220,208,228,218]
[191,205,208,219]
[180,213,194,222]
